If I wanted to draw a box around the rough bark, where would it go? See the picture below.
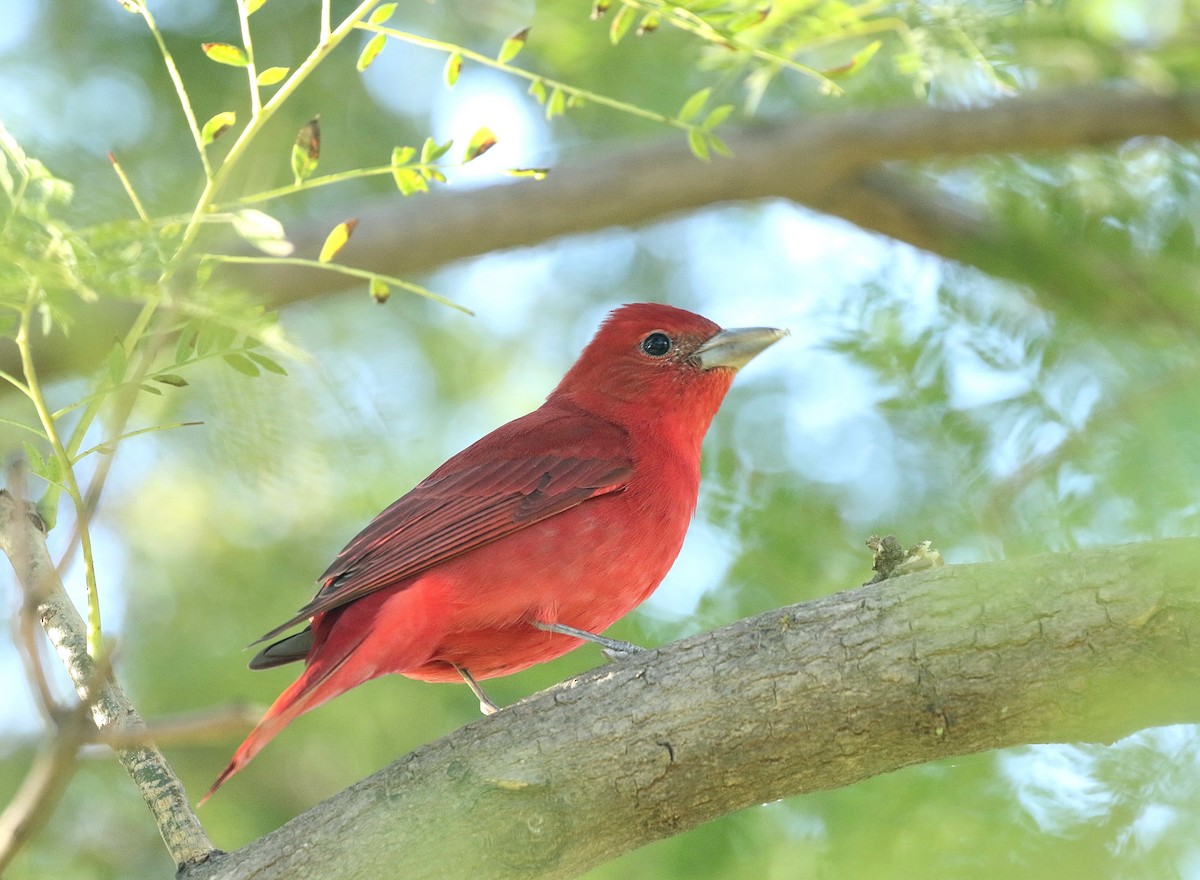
[0,491,215,871]
[184,538,1200,880]
[7,87,1200,383]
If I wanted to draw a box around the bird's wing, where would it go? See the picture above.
[254,414,632,643]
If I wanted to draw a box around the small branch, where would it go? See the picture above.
[0,490,216,871]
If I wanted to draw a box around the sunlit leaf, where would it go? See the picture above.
[506,168,549,180]
[369,276,390,303]
[420,137,453,163]
[498,27,530,63]
[201,42,248,67]
[528,78,547,104]
[154,373,189,387]
[444,51,463,87]
[223,353,260,377]
[609,5,635,44]
[678,87,711,124]
[138,384,162,396]
[687,127,711,161]
[463,127,497,163]
[357,33,387,72]
[391,145,416,168]
[201,111,236,145]
[246,352,288,375]
[231,209,293,257]
[590,0,611,19]
[546,86,566,119]
[702,104,734,130]
[319,219,358,263]
[392,168,428,196]
[368,2,397,24]
[256,66,289,86]
[246,0,270,13]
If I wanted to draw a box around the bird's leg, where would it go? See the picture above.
[454,665,500,715]
[532,620,645,661]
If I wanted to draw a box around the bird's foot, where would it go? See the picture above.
[455,664,500,715]
[532,620,645,662]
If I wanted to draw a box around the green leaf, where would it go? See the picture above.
[498,27,530,63]
[546,86,566,119]
[609,5,635,44]
[246,352,288,375]
[687,128,711,161]
[369,2,397,24]
[357,32,387,72]
[506,168,549,180]
[702,104,734,130]
[138,384,163,396]
[201,111,236,145]
[823,39,882,79]
[23,442,46,479]
[369,276,390,303]
[678,88,711,125]
[421,137,453,163]
[708,133,733,157]
[319,219,358,263]
[590,0,611,18]
[463,127,497,163]
[223,353,261,377]
[246,0,270,13]
[175,325,199,365]
[528,79,547,104]
[392,167,428,196]
[444,51,463,87]
[201,42,248,67]
[256,66,289,87]
[154,373,189,387]
[391,145,416,167]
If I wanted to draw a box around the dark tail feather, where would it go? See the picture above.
[248,626,314,669]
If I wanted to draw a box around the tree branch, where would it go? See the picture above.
[7,86,1200,383]
[184,538,1200,880]
[0,490,217,871]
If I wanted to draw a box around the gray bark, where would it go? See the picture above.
[182,539,1200,880]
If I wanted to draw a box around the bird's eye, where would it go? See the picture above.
[640,332,672,357]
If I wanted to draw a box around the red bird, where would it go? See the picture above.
[204,303,784,800]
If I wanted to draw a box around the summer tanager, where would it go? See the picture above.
[204,302,784,801]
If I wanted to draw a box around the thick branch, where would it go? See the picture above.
[185,538,1200,880]
[8,87,1200,382]
[0,490,216,871]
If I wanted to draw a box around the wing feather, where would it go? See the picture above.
[254,411,632,644]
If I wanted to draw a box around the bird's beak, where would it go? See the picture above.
[694,326,788,371]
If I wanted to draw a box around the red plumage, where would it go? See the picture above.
[203,303,783,801]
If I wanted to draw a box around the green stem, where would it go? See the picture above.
[17,291,104,658]
[171,0,381,265]
[137,3,213,180]
[237,0,262,117]
[361,23,697,132]
[205,254,472,313]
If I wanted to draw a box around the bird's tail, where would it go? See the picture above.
[199,649,361,805]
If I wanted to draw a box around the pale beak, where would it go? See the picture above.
[694,326,788,371]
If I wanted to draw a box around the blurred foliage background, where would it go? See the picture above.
[3,0,1200,877]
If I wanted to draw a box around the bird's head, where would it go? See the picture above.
[550,302,786,449]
